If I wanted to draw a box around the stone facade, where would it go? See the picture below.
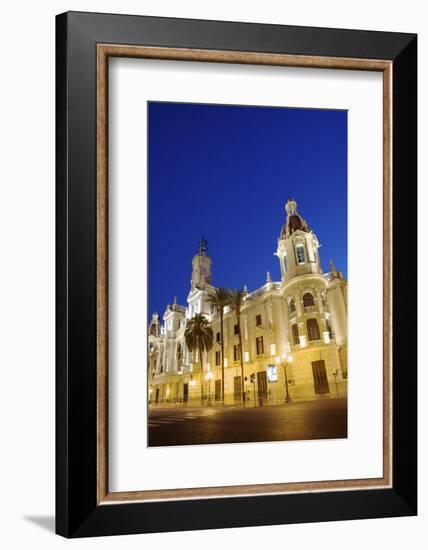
[148,199,348,405]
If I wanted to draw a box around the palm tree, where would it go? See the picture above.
[229,288,246,404]
[207,287,231,404]
[184,314,214,405]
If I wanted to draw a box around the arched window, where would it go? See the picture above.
[326,321,333,340]
[288,298,296,314]
[303,292,314,308]
[291,323,299,345]
[307,318,321,341]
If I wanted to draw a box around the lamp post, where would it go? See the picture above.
[332,368,339,397]
[250,373,257,407]
[206,372,213,405]
[280,353,292,403]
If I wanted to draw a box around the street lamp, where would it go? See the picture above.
[206,372,214,405]
[332,368,339,397]
[279,353,292,403]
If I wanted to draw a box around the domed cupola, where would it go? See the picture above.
[148,312,161,337]
[275,198,322,283]
[280,198,309,239]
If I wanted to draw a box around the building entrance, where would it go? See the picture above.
[233,376,242,401]
[215,379,222,401]
[311,360,330,394]
[257,371,268,405]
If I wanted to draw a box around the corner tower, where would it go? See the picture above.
[275,198,322,284]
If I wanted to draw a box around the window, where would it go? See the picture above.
[326,321,333,340]
[234,323,239,335]
[291,324,299,345]
[288,298,296,314]
[296,243,306,264]
[216,331,220,343]
[233,344,241,361]
[303,292,314,308]
[215,350,221,366]
[256,314,262,327]
[283,253,288,272]
[307,318,321,341]
[256,336,264,355]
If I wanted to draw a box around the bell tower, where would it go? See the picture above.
[187,238,213,318]
[191,237,212,291]
[275,198,322,283]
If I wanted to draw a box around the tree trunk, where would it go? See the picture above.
[237,316,245,404]
[199,345,204,405]
[220,311,225,405]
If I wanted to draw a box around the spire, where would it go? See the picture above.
[285,197,298,217]
[197,237,209,256]
[266,271,272,283]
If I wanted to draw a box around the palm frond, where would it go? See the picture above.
[206,287,231,310]
[184,313,214,354]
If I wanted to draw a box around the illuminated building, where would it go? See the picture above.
[148,198,347,405]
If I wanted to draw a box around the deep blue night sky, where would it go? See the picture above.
[148,102,347,320]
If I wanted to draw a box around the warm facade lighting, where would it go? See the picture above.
[148,199,348,406]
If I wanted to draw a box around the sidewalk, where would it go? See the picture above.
[148,393,347,411]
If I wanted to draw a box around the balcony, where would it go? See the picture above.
[290,336,333,350]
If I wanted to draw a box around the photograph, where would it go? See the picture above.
[147,101,348,446]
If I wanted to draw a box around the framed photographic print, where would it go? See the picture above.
[56,11,417,537]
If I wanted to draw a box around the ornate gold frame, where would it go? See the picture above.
[96,44,392,504]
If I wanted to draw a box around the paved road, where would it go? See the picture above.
[148,397,347,446]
